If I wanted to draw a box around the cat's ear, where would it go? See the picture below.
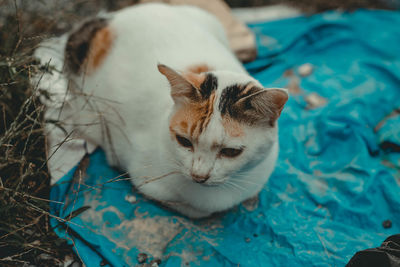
[158,64,201,104]
[234,88,288,126]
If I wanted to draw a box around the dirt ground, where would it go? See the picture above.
[0,0,397,266]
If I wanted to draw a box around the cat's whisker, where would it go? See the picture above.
[227,180,246,192]
[224,181,243,195]
[228,183,243,196]
[232,178,262,187]
[219,182,229,192]
[168,157,183,168]
[106,166,184,186]
[136,171,180,188]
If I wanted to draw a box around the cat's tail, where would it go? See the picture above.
[64,17,110,76]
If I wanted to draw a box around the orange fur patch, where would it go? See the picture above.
[222,116,245,137]
[183,72,206,89]
[180,121,188,131]
[183,64,214,88]
[86,27,114,74]
[170,92,216,140]
[186,64,213,74]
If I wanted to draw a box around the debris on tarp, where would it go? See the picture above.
[305,92,327,109]
[298,63,313,77]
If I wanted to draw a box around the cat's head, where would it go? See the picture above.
[158,64,288,186]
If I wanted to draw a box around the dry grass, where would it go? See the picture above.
[0,1,136,265]
[0,0,395,266]
[0,4,72,267]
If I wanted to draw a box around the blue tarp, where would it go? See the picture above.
[51,9,400,266]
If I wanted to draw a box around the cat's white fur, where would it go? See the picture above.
[65,3,287,218]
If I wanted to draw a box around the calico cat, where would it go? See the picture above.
[62,3,288,218]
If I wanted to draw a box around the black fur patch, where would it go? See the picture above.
[199,73,218,99]
[219,83,286,127]
[219,83,259,117]
[65,18,108,74]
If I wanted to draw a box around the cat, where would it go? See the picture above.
[61,3,288,218]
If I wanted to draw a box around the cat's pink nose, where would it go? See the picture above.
[191,173,210,183]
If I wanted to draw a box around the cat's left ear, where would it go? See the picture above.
[158,64,202,105]
[234,88,288,126]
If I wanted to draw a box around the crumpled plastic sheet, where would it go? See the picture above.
[50,10,400,266]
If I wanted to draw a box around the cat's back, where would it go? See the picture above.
[109,3,237,70]
[78,3,245,101]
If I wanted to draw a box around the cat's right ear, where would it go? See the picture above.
[158,64,201,105]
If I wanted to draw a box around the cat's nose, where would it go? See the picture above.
[191,173,210,183]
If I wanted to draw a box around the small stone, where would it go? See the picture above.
[253,233,258,237]
[288,76,302,94]
[298,63,313,77]
[382,219,392,229]
[245,237,251,243]
[305,93,327,109]
[125,194,137,203]
[283,69,295,77]
[150,258,161,267]
[137,253,148,264]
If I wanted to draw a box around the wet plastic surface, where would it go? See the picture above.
[51,10,400,267]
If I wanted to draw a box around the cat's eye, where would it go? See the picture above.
[176,134,193,149]
[219,148,243,158]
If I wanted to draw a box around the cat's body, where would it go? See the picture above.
[63,3,287,218]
